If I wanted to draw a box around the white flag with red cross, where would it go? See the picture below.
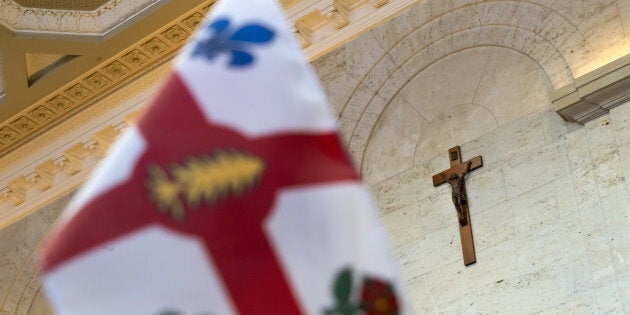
[39,0,411,314]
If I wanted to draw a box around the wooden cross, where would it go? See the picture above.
[432,146,483,266]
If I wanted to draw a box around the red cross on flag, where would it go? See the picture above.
[39,0,411,314]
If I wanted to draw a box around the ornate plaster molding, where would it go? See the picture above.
[13,0,111,11]
[0,2,211,156]
[0,60,166,230]
[0,50,4,97]
[553,54,630,124]
[0,0,160,34]
[0,0,415,157]
[295,0,419,59]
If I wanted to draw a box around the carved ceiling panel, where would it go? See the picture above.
[13,0,110,11]
[0,0,161,33]
[0,52,4,98]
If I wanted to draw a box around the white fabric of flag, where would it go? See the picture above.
[39,0,412,314]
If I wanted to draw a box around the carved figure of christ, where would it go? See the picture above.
[432,146,483,266]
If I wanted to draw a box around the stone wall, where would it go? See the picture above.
[309,1,630,311]
[0,194,69,314]
[372,102,630,313]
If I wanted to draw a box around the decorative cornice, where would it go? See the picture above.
[297,0,419,60]
[296,0,391,47]
[0,50,4,97]
[0,62,163,229]
[0,0,161,34]
[553,54,630,124]
[13,0,111,11]
[0,2,211,156]
[0,0,420,229]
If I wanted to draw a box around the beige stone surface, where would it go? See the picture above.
[413,103,497,165]
[472,48,552,126]
[369,102,630,313]
[612,100,630,147]
[620,142,630,197]
[362,95,428,185]
[461,111,547,166]
[0,193,70,314]
[503,141,570,198]
[314,0,629,177]
[399,48,488,122]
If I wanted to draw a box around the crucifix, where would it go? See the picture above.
[432,146,483,266]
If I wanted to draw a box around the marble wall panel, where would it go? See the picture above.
[347,120,372,166]
[406,273,435,313]
[542,107,582,143]
[361,53,398,95]
[373,154,450,215]
[619,142,630,196]
[611,101,630,147]
[414,103,498,165]
[465,163,507,214]
[372,102,630,313]
[344,32,387,81]
[0,194,70,314]
[395,223,462,279]
[534,293,599,315]
[593,280,625,313]
[399,48,489,122]
[382,190,452,248]
[405,188,611,314]
[336,115,357,146]
[579,2,625,54]
[553,175,579,217]
[621,0,630,34]
[503,141,571,198]
[461,110,547,166]
[586,115,618,159]
[362,95,428,185]
[341,84,376,121]
[473,182,560,251]
[620,277,630,313]
[323,74,358,116]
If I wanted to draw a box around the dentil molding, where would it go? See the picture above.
[0,0,161,34]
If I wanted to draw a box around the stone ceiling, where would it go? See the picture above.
[0,0,161,33]
[13,0,111,11]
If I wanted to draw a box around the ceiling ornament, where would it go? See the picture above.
[0,51,4,98]
[0,0,412,158]
[0,0,160,34]
[13,0,110,11]
[0,2,211,155]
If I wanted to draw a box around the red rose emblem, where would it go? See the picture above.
[360,278,399,315]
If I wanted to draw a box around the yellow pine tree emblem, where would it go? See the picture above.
[147,150,265,221]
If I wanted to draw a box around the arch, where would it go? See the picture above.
[348,29,568,173]
[0,194,69,314]
[339,0,583,119]
[334,1,591,174]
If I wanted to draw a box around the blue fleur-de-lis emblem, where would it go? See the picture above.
[191,18,275,67]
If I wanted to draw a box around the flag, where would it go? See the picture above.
[39,0,411,314]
